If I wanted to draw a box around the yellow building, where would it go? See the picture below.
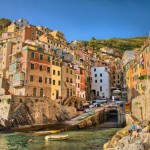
[7,24,20,32]
[50,30,66,44]
[36,26,52,34]
[124,61,133,100]
[51,59,62,100]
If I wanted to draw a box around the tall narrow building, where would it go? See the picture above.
[91,66,110,99]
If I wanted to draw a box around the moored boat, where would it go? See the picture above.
[45,134,69,140]
[49,130,61,134]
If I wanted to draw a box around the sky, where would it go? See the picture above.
[0,0,150,41]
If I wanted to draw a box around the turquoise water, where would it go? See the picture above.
[0,128,119,150]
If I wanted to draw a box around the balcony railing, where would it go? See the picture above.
[12,80,24,87]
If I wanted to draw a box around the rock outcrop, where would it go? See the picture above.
[0,95,77,128]
[104,124,150,150]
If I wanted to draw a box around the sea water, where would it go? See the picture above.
[0,128,119,150]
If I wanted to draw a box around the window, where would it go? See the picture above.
[31,52,35,58]
[52,61,55,65]
[94,68,96,72]
[30,75,34,82]
[40,54,43,60]
[33,88,36,96]
[47,56,50,62]
[78,83,80,88]
[31,63,34,69]
[118,75,119,79]
[39,77,42,83]
[66,77,69,82]
[40,88,43,97]
[97,91,99,96]
[78,75,80,79]
[70,78,73,83]
[95,80,97,83]
[70,89,72,96]
[39,65,43,71]
[62,56,64,60]
[70,70,72,74]
[45,77,47,83]
[58,71,60,76]
[49,78,51,84]
[100,86,102,91]
[147,62,149,67]
[53,80,55,85]
[53,70,55,75]
[100,79,102,83]
[56,90,59,99]
[58,81,61,86]
[66,68,68,73]
[67,89,69,96]
[47,67,50,73]
[100,73,102,77]
[56,62,59,66]
[95,74,97,77]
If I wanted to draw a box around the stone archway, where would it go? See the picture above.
[105,109,118,123]
[63,96,86,109]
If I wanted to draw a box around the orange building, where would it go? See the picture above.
[9,43,52,97]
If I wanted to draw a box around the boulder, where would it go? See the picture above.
[118,135,130,145]
[123,142,144,150]
[143,134,150,143]
[142,127,148,133]
[86,120,92,127]
[143,143,150,150]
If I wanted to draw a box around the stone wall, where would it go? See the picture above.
[0,95,77,128]
[0,95,11,120]
[77,110,105,129]
[132,94,150,121]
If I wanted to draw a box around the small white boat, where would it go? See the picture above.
[45,134,69,140]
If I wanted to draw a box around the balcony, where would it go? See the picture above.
[13,80,24,87]
[9,63,21,75]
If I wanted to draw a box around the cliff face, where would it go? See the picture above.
[0,95,77,128]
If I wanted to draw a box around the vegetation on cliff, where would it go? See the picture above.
[0,18,11,35]
[81,36,147,53]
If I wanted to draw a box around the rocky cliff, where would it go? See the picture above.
[0,95,77,128]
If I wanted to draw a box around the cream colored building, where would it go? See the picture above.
[61,62,76,101]
[0,42,14,78]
